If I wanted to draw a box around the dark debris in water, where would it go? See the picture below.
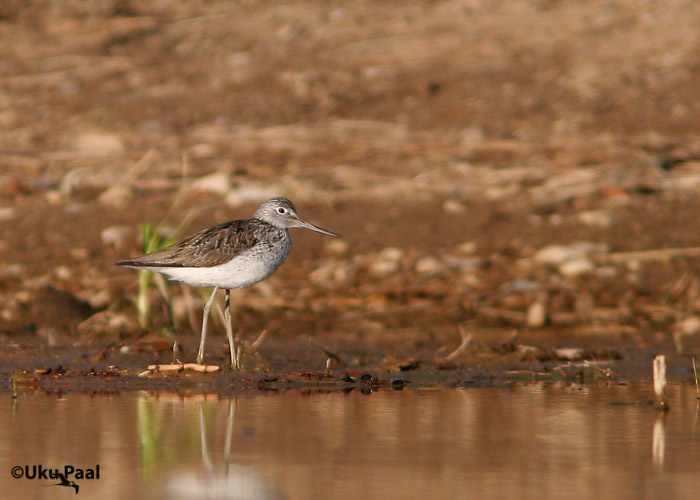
[0,335,692,394]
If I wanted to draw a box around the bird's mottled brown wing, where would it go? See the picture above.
[116,219,282,268]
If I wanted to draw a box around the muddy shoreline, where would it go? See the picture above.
[2,2,700,391]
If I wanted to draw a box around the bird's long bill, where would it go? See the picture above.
[296,217,340,237]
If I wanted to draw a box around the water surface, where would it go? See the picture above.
[1,383,698,499]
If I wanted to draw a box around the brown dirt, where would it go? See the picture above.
[1,1,700,388]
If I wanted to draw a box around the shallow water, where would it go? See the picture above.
[1,383,699,500]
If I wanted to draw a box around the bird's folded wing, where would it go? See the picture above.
[116,219,274,268]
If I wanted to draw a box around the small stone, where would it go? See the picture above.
[309,262,352,285]
[0,207,16,221]
[526,301,548,328]
[454,241,478,255]
[443,255,482,270]
[534,242,607,266]
[45,190,63,205]
[626,259,642,272]
[681,316,700,336]
[379,247,403,261]
[71,131,124,153]
[556,348,585,360]
[70,248,89,260]
[578,209,613,228]
[54,266,73,280]
[414,255,443,274]
[3,264,24,278]
[558,256,594,277]
[86,289,112,310]
[549,214,564,226]
[98,184,133,209]
[369,247,404,276]
[443,199,466,214]
[324,239,349,257]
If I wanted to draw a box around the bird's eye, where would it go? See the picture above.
[277,207,286,214]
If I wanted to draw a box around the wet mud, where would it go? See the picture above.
[2,2,700,393]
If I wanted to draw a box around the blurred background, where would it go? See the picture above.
[2,0,700,370]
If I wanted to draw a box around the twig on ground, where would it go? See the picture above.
[442,324,473,362]
[595,247,700,264]
[247,330,269,353]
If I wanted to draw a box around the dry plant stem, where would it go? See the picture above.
[303,336,344,365]
[122,149,158,184]
[653,355,669,409]
[595,247,700,264]
[146,363,219,373]
[247,329,269,353]
[693,357,699,399]
[443,324,473,362]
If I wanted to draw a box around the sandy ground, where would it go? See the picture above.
[2,1,700,387]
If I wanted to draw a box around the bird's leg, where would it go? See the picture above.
[197,286,219,364]
[224,289,239,369]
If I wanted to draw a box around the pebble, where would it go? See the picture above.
[555,348,585,360]
[558,256,594,277]
[414,255,443,274]
[443,255,482,270]
[98,184,133,209]
[86,289,112,310]
[70,248,89,260]
[324,238,349,258]
[309,262,352,285]
[443,199,466,214]
[54,266,73,280]
[526,300,548,328]
[0,207,16,221]
[369,247,404,276]
[71,131,124,153]
[454,241,478,255]
[680,315,700,336]
[534,243,607,277]
[45,190,63,205]
[578,209,613,228]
